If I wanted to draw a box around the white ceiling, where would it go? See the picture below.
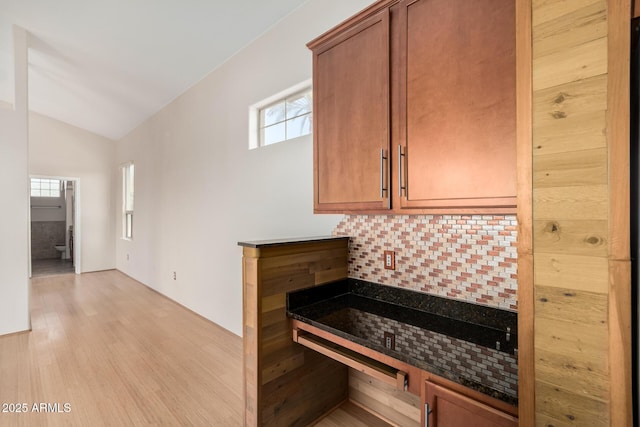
[0,0,310,140]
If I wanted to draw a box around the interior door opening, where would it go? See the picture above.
[29,176,81,277]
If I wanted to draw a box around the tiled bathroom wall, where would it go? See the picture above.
[332,215,517,311]
[31,221,65,260]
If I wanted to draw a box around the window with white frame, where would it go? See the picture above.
[122,163,134,239]
[250,85,312,148]
[30,178,61,197]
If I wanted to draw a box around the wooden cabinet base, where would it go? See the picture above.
[313,400,398,427]
[423,380,518,427]
[241,239,350,427]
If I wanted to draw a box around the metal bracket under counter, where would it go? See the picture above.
[291,319,422,395]
[293,327,407,392]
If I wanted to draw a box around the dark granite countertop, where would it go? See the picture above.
[287,279,518,406]
[238,235,348,248]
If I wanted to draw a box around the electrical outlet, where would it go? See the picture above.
[384,250,395,270]
[126,253,129,261]
[384,332,395,350]
[173,271,176,280]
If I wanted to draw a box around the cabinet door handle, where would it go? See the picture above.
[425,403,432,427]
[380,149,388,198]
[398,145,407,196]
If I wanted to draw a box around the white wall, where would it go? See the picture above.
[0,17,14,105]
[0,26,29,336]
[115,0,372,336]
[29,112,115,273]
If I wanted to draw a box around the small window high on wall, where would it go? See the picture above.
[249,81,312,149]
[122,163,134,239]
[31,178,61,197]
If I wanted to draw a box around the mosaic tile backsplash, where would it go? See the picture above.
[332,215,518,311]
[348,309,518,398]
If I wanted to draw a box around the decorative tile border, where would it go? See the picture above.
[332,215,518,311]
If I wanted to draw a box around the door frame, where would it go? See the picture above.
[28,175,82,276]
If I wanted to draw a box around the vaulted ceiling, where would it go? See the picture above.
[0,0,309,140]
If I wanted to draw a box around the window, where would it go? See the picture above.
[122,163,134,239]
[250,82,313,149]
[30,178,61,197]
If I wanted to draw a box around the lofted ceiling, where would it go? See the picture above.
[0,0,310,140]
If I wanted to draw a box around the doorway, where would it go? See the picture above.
[29,175,81,277]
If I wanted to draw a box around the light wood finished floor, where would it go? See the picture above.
[31,259,74,277]
[0,270,387,426]
[0,270,243,426]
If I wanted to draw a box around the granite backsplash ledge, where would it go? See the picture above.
[288,279,517,332]
[332,214,518,311]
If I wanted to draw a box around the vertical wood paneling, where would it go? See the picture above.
[532,0,603,26]
[532,0,607,57]
[606,0,632,423]
[516,0,535,423]
[535,285,608,325]
[533,110,607,155]
[242,239,350,427]
[533,74,607,122]
[533,148,608,188]
[534,314,609,400]
[533,253,609,292]
[243,256,259,426]
[532,36,607,90]
[529,0,632,423]
[533,184,609,219]
[535,380,609,426]
[533,219,608,256]
[608,260,633,426]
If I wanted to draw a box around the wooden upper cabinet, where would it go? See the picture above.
[398,0,517,210]
[311,9,391,213]
[309,0,517,214]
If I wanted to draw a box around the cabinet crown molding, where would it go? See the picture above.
[307,0,398,49]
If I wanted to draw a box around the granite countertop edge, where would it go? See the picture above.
[238,235,349,248]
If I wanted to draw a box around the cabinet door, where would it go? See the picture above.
[424,381,518,427]
[398,0,516,209]
[313,9,391,212]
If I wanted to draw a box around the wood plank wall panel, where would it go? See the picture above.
[532,0,633,424]
[243,256,260,427]
[516,0,534,422]
[606,0,633,424]
[348,369,421,427]
[242,239,350,426]
[532,0,612,425]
